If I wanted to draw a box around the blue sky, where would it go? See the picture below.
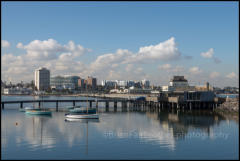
[1,1,239,87]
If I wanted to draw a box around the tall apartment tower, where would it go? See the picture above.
[87,76,97,89]
[35,67,50,91]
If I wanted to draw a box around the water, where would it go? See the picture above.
[216,94,239,99]
[1,96,239,160]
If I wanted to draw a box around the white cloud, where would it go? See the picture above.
[201,48,214,58]
[16,42,24,49]
[89,37,181,77]
[226,72,238,79]
[189,67,202,75]
[126,37,181,63]
[209,71,220,78]
[2,40,10,48]
[125,64,134,72]
[158,64,184,73]
[158,64,172,70]
[16,39,91,61]
[1,39,91,83]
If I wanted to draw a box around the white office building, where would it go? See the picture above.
[141,79,150,88]
[169,76,189,87]
[35,67,50,91]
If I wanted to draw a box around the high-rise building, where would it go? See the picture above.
[78,78,86,89]
[141,79,150,88]
[87,76,97,89]
[35,67,50,91]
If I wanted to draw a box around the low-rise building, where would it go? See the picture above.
[3,87,33,95]
[50,75,80,90]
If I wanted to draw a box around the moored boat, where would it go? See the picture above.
[69,107,96,113]
[25,109,52,115]
[65,113,99,119]
[66,105,80,110]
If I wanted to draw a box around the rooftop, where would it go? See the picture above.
[170,76,188,82]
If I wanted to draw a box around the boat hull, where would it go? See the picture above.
[25,110,52,115]
[65,118,100,122]
[69,108,96,113]
[65,113,99,119]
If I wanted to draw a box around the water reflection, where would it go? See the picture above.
[64,118,100,155]
[1,109,238,159]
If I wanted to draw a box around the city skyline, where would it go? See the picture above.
[1,1,239,88]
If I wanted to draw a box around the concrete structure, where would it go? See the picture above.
[35,67,50,91]
[102,80,139,88]
[3,87,32,95]
[78,78,86,89]
[162,86,175,92]
[169,76,189,87]
[141,79,150,88]
[128,86,152,94]
[102,80,117,87]
[50,75,80,90]
[195,82,213,91]
[87,76,97,89]
[162,76,194,92]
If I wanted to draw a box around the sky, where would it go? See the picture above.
[1,1,239,87]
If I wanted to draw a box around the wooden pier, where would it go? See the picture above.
[1,95,222,112]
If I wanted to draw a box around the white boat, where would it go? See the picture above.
[65,118,100,122]
[65,90,99,119]
[65,113,99,119]
[25,106,36,110]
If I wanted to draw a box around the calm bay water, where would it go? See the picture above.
[1,95,239,160]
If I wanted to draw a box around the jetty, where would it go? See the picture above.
[1,91,226,112]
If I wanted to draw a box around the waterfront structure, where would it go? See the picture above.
[35,67,50,91]
[3,87,32,95]
[195,82,213,91]
[128,86,152,94]
[169,76,189,87]
[50,75,80,90]
[162,76,195,92]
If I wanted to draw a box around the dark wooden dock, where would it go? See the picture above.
[1,98,135,112]
[1,92,225,112]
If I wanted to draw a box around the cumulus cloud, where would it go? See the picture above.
[158,64,184,73]
[226,72,238,79]
[16,42,24,49]
[158,64,172,70]
[2,39,91,83]
[209,71,220,79]
[125,64,134,72]
[127,37,181,63]
[2,40,10,48]
[189,67,202,75]
[200,48,221,64]
[201,48,214,58]
[16,39,91,61]
[89,37,182,76]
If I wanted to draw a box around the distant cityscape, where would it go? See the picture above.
[1,67,239,95]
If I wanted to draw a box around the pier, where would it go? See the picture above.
[1,94,224,112]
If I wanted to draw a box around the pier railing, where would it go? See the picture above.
[1,96,220,111]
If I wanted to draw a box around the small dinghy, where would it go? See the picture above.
[65,118,100,122]
[69,107,96,113]
[25,109,52,115]
[65,113,99,119]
